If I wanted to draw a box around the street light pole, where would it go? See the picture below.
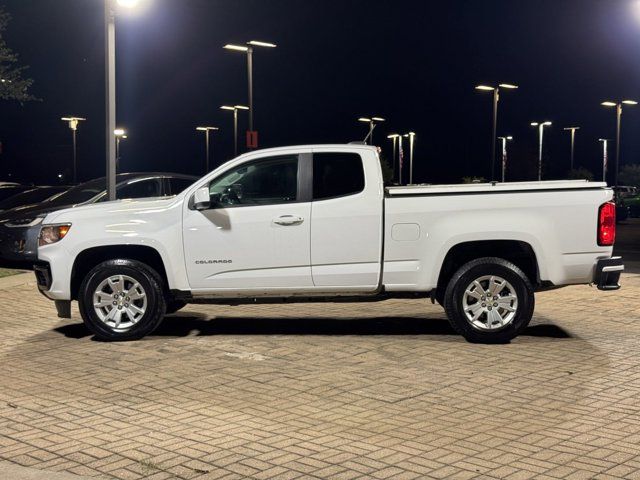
[358,116,385,145]
[404,132,416,184]
[563,126,580,171]
[224,41,276,149]
[602,100,637,187]
[475,83,518,181]
[531,122,552,181]
[196,126,219,173]
[497,136,513,183]
[599,139,610,183]
[221,105,249,158]
[387,134,400,182]
[105,1,117,200]
[61,117,86,184]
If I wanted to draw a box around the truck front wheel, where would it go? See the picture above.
[443,257,534,343]
[78,259,167,341]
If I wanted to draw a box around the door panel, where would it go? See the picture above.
[182,153,313,292]
[310,150,384,289]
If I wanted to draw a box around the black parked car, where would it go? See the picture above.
[0,184,33,202]
[0,173,196,269]
[0,186,69,213]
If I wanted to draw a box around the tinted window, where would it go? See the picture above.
[209,155,298,207]
[0,186,31,202]
[49,178,106,206]
[313,153,365,200]
[0,187,67,210]
[117,179,162,199]
[169,177,195,195]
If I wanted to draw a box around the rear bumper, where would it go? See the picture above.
[594,256,624,291]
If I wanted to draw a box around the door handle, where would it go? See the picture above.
[273,215,304,226]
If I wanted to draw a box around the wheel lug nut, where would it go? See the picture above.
[493,296,498,300]
[481,296,485,301]
[112,301,117,305]
[488,306,492,311]
[126,297,130,301]
[493,303,498,307]
[481,303,486,307]
[117,305,122,310]
[124,303,129,307]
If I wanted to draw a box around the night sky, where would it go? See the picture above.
[1,0,640,185]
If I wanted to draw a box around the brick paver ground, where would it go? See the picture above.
[1,272,639,480]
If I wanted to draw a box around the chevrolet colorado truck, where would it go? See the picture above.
[34,145,623,343]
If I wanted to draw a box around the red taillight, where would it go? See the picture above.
[598,202,616,246]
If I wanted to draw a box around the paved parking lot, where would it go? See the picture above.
[0,266,639,480]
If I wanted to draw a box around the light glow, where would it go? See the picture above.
[116,0,140,7]
[114,128,127,136]
[358,117,371,122]
[248,40,277,48]
[196,126,219,131]
[622,100,638,105]
[224,44,249,52]
[601,101,617,107]
[372,117,385,122]
[475,85,495,91]
[499,83,519,89]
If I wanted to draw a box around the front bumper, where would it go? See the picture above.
[594,256,624,291]
[0,224,39,269]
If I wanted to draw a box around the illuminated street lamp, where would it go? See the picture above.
[601,99,637,186]
[475,83,518,181]
[497,136,513,183]
[358,116,385,145]
[105,0,142,200]
[223,40,277,149]
[61,116,86,184]
[563,126,580,171]
[599,139,611,183]
[196,126,219,173]
[531,121,552,181]
[220,105,249,157]
[387,134,400,182]
[114,128,127,169]
[403,132,416,184]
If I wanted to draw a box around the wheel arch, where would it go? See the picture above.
[70,245,169,301]
[436,240,540,299]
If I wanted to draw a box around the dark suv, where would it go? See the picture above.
[0,173,196,269]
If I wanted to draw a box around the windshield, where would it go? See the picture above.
[0,187,66,210]
[47,178,106,207]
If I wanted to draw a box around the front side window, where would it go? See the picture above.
[208,155,298,207]
[313,153,365,200]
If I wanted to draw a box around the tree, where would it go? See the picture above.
[568,167,594,182]
[0,8,36,102]
[618,164,640,189]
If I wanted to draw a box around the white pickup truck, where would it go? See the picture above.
[35,144,623,343]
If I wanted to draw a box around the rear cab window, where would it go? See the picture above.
[313,152,365,200]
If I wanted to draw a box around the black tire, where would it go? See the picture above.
[78,259,167,341]
[166,300,187,315]
[443,257,535,343]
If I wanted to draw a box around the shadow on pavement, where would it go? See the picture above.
[54,314,571,340]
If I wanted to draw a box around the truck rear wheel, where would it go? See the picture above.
[78,259,166,341]
[443,257,534,343]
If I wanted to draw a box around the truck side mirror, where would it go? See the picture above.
[192,186,211,210]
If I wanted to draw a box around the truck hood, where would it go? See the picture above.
[43,196,179,224]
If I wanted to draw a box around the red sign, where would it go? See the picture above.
[246,130,259,149]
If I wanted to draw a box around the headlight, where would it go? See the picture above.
[39,224,72,247]
[6,217,44,228]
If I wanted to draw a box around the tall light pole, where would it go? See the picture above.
[387,134,400,182]
[497,136,513,183]
[114,128,127,170]
[358,116,385,145]
[196,126,219,173]
[223,40,276,150]
[475,83,518,181]
[220,105,249,158]
[563,126,580,171]
[61,116,86,184]
[602,100,637,187]
[599,139,611,183]
[105,0,140,200]
[403,132,416,184]
[531,121,552,181]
